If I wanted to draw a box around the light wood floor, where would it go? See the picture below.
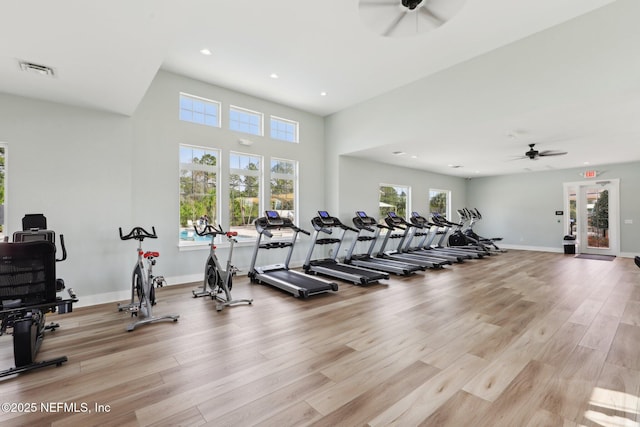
[2,250,640,426]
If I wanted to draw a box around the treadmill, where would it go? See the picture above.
[345,211,421,276]
[407,212,475,261]
[303,211,389,285]
[431,212,490,257]
[248,211,338,298]
[379,212,450,269]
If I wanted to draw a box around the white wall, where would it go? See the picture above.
[331,156,467,256]
[337,156,466,220]
[466,161,640,255]
[0,92,134,305]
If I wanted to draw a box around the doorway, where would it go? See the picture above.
[564,179,619,256]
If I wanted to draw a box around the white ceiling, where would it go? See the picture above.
[1,0,638,177]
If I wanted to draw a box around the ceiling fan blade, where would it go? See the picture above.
[419,6,444,24]
[360,0,398,6]
[382,11,408,37]
[538,150,568,157]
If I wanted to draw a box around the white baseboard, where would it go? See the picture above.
[496,243,564,253]
[499,244,636,258]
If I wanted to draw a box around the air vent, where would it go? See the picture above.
[18,61,55,77]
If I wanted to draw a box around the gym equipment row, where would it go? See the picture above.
[247,209,501,299]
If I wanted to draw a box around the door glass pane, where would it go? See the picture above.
[586,187,609,249]
[567,186,577,236]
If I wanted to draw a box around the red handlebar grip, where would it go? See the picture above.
[227,232,238,237]
[144,251,160,258]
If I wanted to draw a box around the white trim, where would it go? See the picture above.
[0,142,7,240]
[270,115,299,143]
[179,92,221,128]
[563,178,620,256]
[428,188,451,220]
[379,183,412,217]
[229,105,264,136]
[498,243,564,253]
[178,144,221,245]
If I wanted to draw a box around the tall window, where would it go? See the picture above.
[229,152,262,240]
[0,145,5,241]
[379,184,410,221]
[270,116,299,143]
[179,145,219,244]
[179,93,221,128]
[229,106,263,136]
[270,158,297,238]
[429,189,450,219]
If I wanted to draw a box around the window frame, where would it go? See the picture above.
[378,183,411,224]
[0,143,6,241]
[270,116,299,143]
[269,157,298,238]
[178,92,221,128]
[428,189,451,220]
[229,105,264,136]
[178,144,220,246]
[228,151,263,242]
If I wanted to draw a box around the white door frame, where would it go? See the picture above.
[563,179,619,255]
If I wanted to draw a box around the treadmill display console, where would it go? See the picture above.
[265,210,284,226]
[355,211,374,225]
[386,211,403,224]
[318,211,333,225]
[411,212,426,224]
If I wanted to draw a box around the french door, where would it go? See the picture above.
[564,179,619,256]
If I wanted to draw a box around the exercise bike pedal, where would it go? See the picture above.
[45,322,60,332]
[152,275,166,288]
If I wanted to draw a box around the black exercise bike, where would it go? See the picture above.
[192,224,253,311]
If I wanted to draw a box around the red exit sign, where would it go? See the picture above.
[584,170,597,178]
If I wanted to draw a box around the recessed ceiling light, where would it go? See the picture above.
[269,73,279,79]
[411,155,418,159]
[584,161,590,165]
[320,91,327,96]
[200,48,212,55]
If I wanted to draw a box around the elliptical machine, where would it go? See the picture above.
[192,224,253,311]
[118,227,179,331]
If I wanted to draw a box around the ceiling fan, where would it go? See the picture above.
[359,0,466,37]
[521,143,568,160]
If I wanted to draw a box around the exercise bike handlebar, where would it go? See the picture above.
[119,226,158,241]
[57,234,67,262]
[194,224,238,238]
